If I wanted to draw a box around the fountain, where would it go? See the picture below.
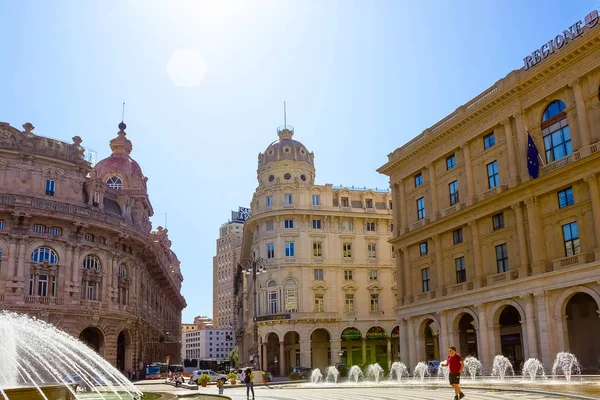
[0,311,142,399]
[325,366,339,383]
[522,358,545,380]
[348,365,363,383]
[365,364,383,383]
[310,368,323,384]
[491,355,514,380]
[389,362,409,381]
[437,365,449,381]
[463,356,482,380]
[413,362,430,381]
[552,352,581,382]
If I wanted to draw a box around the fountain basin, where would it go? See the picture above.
[2,385,73,400]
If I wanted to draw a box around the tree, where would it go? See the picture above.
[229,346,239,367]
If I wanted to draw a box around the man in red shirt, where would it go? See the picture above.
[441,346,464,400]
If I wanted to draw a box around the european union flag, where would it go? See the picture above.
[527,132,540,179]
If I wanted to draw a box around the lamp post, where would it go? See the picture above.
[239,253,266,370]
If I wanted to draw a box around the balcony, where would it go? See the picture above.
[342,258,354,264]
[341,206,351,212]
[480,185,507,201]
[416,291,435,302]
[540,150,581,176]
[283,204,295,209]
[313,256,324,263]
[442,202,465,217]
[448,282,473,294]
[366,208,376,214]
[284,257,296,263]
[290,312,338,320]
[552,252,593,271]
[411,218,429,231]
[368,258,379,264]
[24,296,64,305]
[486,270,518,286]
[312,205,322,210]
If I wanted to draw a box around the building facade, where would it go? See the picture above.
[379,12,600,374]
[213,213,244,329]
[0,121,186,373]
[182,328,236,362]
[236,126,397,376]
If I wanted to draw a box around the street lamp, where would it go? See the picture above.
[239,253,266,371]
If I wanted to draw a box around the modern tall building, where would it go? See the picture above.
[379,9,600,374]
[182,327,236,362]
[213,212,244,328]
[236,126,396,375]
[0,120,186,373]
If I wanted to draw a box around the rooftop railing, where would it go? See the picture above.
[332,185,390,193]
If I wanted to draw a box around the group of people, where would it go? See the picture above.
[167,372,185,387]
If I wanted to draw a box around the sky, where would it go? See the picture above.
[1,0,597,322]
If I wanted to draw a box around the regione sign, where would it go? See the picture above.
[524,9,599,70]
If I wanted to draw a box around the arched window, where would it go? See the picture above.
[31,247,59,264]
[267,280,278,315]
[106,176,123,190]
[284,278,298,313]
[118,264,127,278]
[541,100,571,163]
[83,255,101,271]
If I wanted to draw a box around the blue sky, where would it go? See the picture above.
[1,0,596,322]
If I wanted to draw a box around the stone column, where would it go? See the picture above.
[522,294,539,360]
[502,118,519,187]
[399,319,409,364]
[534,292,553,371]
[584,174,600,255]
[71,245,81,282]
[461,142,476,204]
[475,304,491,372]
[7,237,16,276]
[570,79,591,152]
[386,337,392,368]
[513,111,529,183]
[428,163,439,218]
[433,234,445,294]
[403,247,413,302]
[299,340,311,368]
[361,338,367,365]
[262,343,268,371]
[396,248,405,304]
[407,318,416,370]
[524,197,548,274]
[468,220,485,288]
[330,339,342,366]
[396,182,408,235]
[16,238,26,277]
[438,311,449,361]
[511,202,530,278]
[279,341,285,376]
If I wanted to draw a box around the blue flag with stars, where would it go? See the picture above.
[527,132,540,179]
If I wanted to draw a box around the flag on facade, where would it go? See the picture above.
[527,132,540,179]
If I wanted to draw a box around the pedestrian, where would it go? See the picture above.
[217,378,224,395]
[244,368,254,400]
[441,346,465,400]
[239,369,246,383]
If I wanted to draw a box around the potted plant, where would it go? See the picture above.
[227,372,238,385]
[262,371,271,382]
[198,374,211,387]
[288,372,301,381]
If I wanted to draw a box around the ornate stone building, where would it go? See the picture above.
[236,126,397,375]
[379,11,600,374]
[0,121,186,374]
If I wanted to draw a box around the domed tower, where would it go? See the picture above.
[85,122,154,232]
[257,126,315,188]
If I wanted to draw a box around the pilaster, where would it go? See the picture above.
[502,118,520,187]
[460,142,476,204]
[511,202,530,278]
[570,79,591,155]
[428,163,439,220]
[468,220,485,288]
[524,197,548,274]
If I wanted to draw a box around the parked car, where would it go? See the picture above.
[292,366,311,379]
[189,370,228,384]
[427,360,440,374]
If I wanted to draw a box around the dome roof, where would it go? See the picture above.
[259,127,314,168]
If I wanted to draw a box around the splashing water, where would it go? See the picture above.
[348,365,363,383]
[491,355,515,380]
[0,311,142,399]
[413,362,430,381]
[325,366,339,383]
[522,358,545,380]
[389,362,409,381]
[310,368,323,383]
[437,365,449,381]
[365,364,383,383]
[463,356,482,380]
[552,352,581,382]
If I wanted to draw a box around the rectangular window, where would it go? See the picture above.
[313,242,322,257]
[343,243,352,258]
[266,196,273,207]
[284,219,294,229]
[342,220,353,231]
[93,191,100,206]
[369,269,378,281]
[45,179,55,196]
[543,123,572,163]
[85,233,95,242]
[487,161,500,189]
[0,221,4,229]
[344,269,353,280]
[558,187,574,208]
[49,227,62,236]
[33,225,45,234]
[38,274,48,296]
[449,180,459,206]
[285,241,295,257]
[284,193,293,205]
[483,132,495,150]
[365,199,373,208]
[453,228,463,244]
[417,197,425,220]
[268,291,278,314]
[492,213,505,230]
[562,221,580,257]
[455,257,466,284]
[389,201,393,209]
[312,194,321,206]
[314,269,324,280]
[315,295,324,313]
[368,244,377,259]
[345,294,354,312]
[370,294,379,312]
[267,243,275,259]
[415,173,423,187]
[496,243,509,273]
[285,289,298,312]
[28,274,34,295]
[421,268,430,292]
[419,241,428,256]
[312,219,321,229]
[341,197,349,207]
[266,220,274,231]
[366,222,376,232]
[446,154,456,170]
[87,282,94,300]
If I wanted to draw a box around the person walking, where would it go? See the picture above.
[244,368,255,400]
[217,378,224,395]
[441,346,465,400]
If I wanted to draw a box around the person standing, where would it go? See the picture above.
[217,378,224,395]
[244,368,255,400]
[441,346,465,400]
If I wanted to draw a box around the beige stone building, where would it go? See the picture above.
[236,127,397,375]
[0,121,186,373]
[379,11,600,374]
[213,213,243,329]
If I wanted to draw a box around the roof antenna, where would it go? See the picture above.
[119,102,127,131]
[121,102,125,122]
[165,213,168,229]
[284,101,287,130]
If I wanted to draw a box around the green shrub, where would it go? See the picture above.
[288,372,301,381]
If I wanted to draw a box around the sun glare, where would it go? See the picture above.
[166,50,208,87]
